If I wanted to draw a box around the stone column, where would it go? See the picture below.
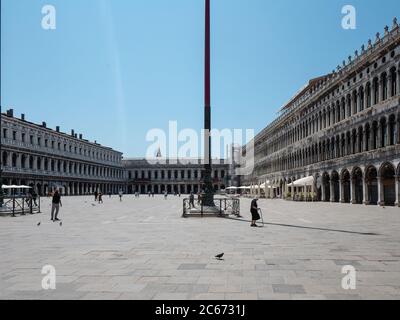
[7,153,12,168]
[397,70,400,97]
[350,178,356,204]
[339,179,344,203]
[32,156,37,170]
[377,177,384,206]
[357,91,361,113]
[377,123,382,148]
[364,84,369,109]
[330,177,335,202]
[16,154,21,169]
[395,118,400,145]
[395,176,400,207]
[372,81,376,105]
[378,79,383,102]
[321,182,326,202]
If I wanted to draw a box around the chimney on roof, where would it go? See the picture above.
[42,122,47,128]
[79,134,82,139]
[56,126,60,132]
[7,109,14,117]
[71,129,75,136]
[21,114,25,121]
[74,133,77,138]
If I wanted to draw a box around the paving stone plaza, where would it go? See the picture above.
[0,195,399,300]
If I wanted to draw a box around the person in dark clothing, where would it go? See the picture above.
[31,190,38,207]
[51,190,62,221]
[189,192,195,208]
[250,198,260,227]
[94,191,98,202]
[98,192,103,204]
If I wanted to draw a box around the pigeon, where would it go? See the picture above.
[37,222,41,226]
[215,253,224,260]
[91,204,96,207]
[59,222,62,226]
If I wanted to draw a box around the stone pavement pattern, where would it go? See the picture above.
[0,195,399,300]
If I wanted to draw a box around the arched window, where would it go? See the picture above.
[352,91,357,114]
[12,154,17,167]
[346,94,351,117]
[341,98,346,119]
[380,118,387,148]
[388,115,396,146]
[21,155,26,169]
[2,152,8,166]
[359,87,364,111]
[366,83,371,108]
[390,67,397,96]
[29,156,34,169]
[381,73,388,101]
[373,78,379,104]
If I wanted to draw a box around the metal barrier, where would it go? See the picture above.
[0,195,41,217]
[183,197,240,217]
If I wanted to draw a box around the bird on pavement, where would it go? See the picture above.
[215,253,224,260]
[60,222,62,226]
[37,222,41,226]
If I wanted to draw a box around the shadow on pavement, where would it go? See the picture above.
[224,216,380,236]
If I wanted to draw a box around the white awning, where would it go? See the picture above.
[238,186,251,190]
[226,186,238,190]
[1,185,32,189]
[288,176,314,187]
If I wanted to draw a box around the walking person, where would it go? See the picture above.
[118,189,123,201]
[98,192,103,204]
[250,198,261,227]
[94,190,98,202]
[31,189,38,207]
[51,190,62,222]
[189,192,195,208]
[164,191,168,200]
[197,192,202,205]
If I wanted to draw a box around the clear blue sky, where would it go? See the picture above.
[1,0,399,157]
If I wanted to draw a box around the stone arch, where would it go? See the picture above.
[351,167,363,204]
[365,165,378,205]
[331,171,340,202]
[379,162,396,206]
[340,169,351,203]
[322,172,330,202]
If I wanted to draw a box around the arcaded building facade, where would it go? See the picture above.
[123,158,228,195]
[0,109,125,196]
[242,19,400,207]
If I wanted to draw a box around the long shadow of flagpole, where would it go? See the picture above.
[223,216,380,236]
